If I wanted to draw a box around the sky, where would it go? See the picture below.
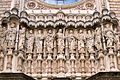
[44,0,78,5]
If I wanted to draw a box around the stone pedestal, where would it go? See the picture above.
[86,72,120,80]
[0,73,35,80]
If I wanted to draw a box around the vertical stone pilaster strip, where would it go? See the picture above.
[11,0,16,9]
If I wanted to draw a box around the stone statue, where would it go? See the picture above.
[67,29,77,53]
[78,29,85,53]
[36,30,43,53]
[0,27,6,50]
[95,27,102,50]
[45,29,54,53]
[19,27,26,50]
[5,22,16,48]
[56,29,64,54]
[86,30,94,53]
[26,30,34,53]
[106,31,115,47]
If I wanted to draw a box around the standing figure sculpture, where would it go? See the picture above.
[78,29,85,53]
[19,27,26,50]
[56,29,65,54]
[95,27,102,50]
[106,31,115,47]
[26,30,34,53]
[45,29,54,53]
[5,22,16,48]
[36,30,43,53]
[0,26,6,50]
[67,29,77,53]
[86,30,94,53]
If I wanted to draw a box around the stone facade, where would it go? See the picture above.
[0,0,120,80]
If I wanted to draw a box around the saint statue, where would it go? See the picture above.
[78,29,85,53]
[19,27,26,50]
[67,29,77,53]
[45,29,54,53]
[106,31,115,47]
[26,30,34,53]
[86,30,94,53]
[5,22,16,48]
[56,29,64,54]
[36,30,43,53]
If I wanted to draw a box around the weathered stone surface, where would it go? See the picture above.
[0,73,35,80]
[86,72,120,80]
[0,0,120,80]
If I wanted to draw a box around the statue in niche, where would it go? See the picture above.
[56,29,64,54]
[45,29,54,53]
[0,27,6,50]
[67,29,77,53]
[86,30,94,53]
[105,31,115,47]
[95,27,102,50]
[77,29,85,53]
[36,30,43,53]
[5,22,16,48]
[19,27,26,50]
[26,30,34,53]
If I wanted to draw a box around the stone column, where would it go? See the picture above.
[27,53,32,74]
[65,38,69,59]
[98,51,105,71]
[70,53,75,75]
[6,49,13,72]
[47,53,52,76]
[90,53,95,74]
[11,0,16,9]
[0,51,4,71]
[17,51,24,72]
[80,53,85,73]
[108,48,115,71]
[19,0,25,11]
[43,29,47,59]
[36,53,42,74]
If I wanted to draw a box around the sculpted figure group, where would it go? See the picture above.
[24,29,78,54]
[0,23,119,74]
[1,25,116,56]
